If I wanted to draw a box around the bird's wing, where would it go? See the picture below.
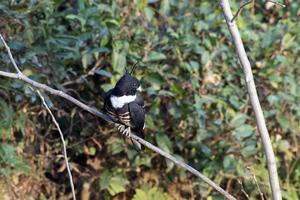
[128,102,145,151]
[128,102,145,131]
[135,92,144,107]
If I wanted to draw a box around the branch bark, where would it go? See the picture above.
[219,1,282,200]
[0,34,236,199]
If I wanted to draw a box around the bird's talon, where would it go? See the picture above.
[118,126,124,132]
[116,124,125,132]
[122,127,131,137]
[114,124,131,137]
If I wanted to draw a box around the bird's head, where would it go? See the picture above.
[112,72,141,96]
[111,62,141,96]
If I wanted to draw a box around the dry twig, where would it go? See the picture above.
[247,167,264,200]
[266,0,286,7]
[231,0,286,22]
[0,34,77,200]
[0,34,236,200]
[36,90,76,200]
[220,1,282,199]
[231,0,254,22]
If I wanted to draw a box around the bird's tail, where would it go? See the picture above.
[131,129,144,152]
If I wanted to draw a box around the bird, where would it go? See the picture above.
[104,64,145,151]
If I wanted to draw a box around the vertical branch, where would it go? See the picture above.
[36,90,76,200]
[1,33,76,200]
[0,35,22,74]
[219,1,282,200]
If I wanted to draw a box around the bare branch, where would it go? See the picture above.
[36,90,76,200]
[231,0,254,23]
[219,1,282,200]
[0,35,22,74]
[237,179,250,199]
[0,34,78,199]
[0,34,236,199]
[247,167,264,200]
[266,0,286,7]
[231,0,286,22]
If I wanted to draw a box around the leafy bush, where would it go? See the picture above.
[0,0,299,199]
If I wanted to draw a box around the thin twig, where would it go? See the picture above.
[0,34,236,199]
[0,34,22,74]
[266,0,286,7]
[0,34,77,200]
[36,90,76,200]
[231,0,286,22]
[219,1,282,200]
[237,179,250,199]
[247,167,264,200]
[231,0,254,22]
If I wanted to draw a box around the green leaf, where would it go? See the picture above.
[65,14,86,29]
[144,51,166,62]
[133,187,173,200]
[0,143,31,175]
[133,189,148,200]
[107,176,128,195]
[99,169,112,190]
[108,138,124,155]
[87,47,110,54]
[262,27,281,48]
[132,155,152,167]
[81,52,93,69]
[223,155,237,172]
[233,125,254,140]
[144,72,164,91]
[241,142,257,157]
[99,169,129,196]
[89,147,96,156]
[155,132,172,153]
[144,7,154,21]
[282,185,299,200]
[112,50,126,74]
[278,116,290,129]
[160,0,170,16]
[230,113,247,128]
[94,69,112,78]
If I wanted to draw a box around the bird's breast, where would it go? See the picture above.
[110,94,136,108]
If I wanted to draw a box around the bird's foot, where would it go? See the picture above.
[115,124,125,132]
[114,124,131,137]
[122,127,131,137]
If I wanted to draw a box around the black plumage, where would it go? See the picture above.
[104,72,145,151]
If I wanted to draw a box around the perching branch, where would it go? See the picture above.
[220,1,282,200]
[0,34,236,199]
[36,90,76,200]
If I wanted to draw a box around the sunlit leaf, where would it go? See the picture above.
[144,51,166,62]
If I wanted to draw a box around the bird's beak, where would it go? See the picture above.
[137,86,142,92]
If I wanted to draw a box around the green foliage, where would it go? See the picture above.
[133,186,173,200]
[0,99,25,135]
[0,98,30,176]
[0,143,31,176]
[99,168,129,196]
[0,0,299,199]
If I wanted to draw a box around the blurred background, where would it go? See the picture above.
[0,0,299,199]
